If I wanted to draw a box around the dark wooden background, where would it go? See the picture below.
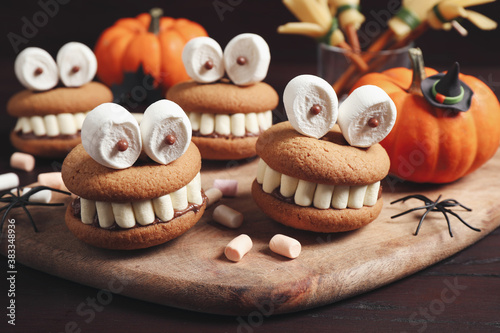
[0,1,499,332]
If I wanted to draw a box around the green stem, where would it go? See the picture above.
[148,8,163,35]
[408,47,426,96]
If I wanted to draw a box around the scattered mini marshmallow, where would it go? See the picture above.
[269,234,301,259]
[37,172,64,190]
[205,187,223,207]
[22,187,52,203]
[224,234,253,262]
[213,179,238,197]
[0,173,20,191]
[213,204,243,229]
[10,152,35,172]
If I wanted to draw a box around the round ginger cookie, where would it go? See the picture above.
[10,131,82,159]
[166,80,279,114]
[192,135,258,160]
[65,199,206,250]
[252,180,383,233]
[7,82,113,117]
[256,122,390,186]
[62,142,201,202]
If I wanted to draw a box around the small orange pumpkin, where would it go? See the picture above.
[351,48,500,183]
[94,8,207,91]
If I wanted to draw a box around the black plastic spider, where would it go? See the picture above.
[390,194,480,237]
[0,186,71,236]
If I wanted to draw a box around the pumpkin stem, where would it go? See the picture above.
[408,48,427,96]
[148,8,163,35]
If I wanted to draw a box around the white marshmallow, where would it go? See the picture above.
[245,113,260,134]
[205,188,223,207]
[58,113,78,135]
[338,85,397,147]
[347,185,368,209]
[294,179,317,207]
[30,116,46,136]
[170,186,188,210]
[230,113,246,137]
[269,234,301,259]
[132,200,156,226]
[187,173,203,205]
[280,174,299,198]
[23,187,52,203]
[10,152,35,172]
[224,33,270,86]
[313,183,335,209]
[256,158,267,184]
[189,112,202,131]
[37,172,64,190]
[82,103,142,169]
[153,194,174,222]
[140,99,192,165]
[21,117,32,134]
[182,37,225,83]
[331,185,350,209]
[44,115,60,137]
[215,114,231,136]
[56,42,97,87]
[364,181,380,206]
[74,112,86,130]
[80,198,96,225]
[95,201,115,228]
[284,75,338,139]
[213,205,244,229]
[112,202,136,229]
[200,113,215,135]
[262,165,281,194]
[15,47,58,91]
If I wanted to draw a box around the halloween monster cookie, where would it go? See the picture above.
[7,42,112,159]
[167,34,278,160]
[252,75,396,232]
[62,100,206,250]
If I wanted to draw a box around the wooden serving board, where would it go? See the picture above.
[2,152,500,316]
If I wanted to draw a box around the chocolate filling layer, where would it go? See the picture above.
[267,184,383,208]
[71,192,207,231]
[192,130,261,139]
[16,130,81,140]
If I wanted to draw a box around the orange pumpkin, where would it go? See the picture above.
[351,49,500,184]
[94,8,207,91]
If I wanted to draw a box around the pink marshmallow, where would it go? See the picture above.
[10,152,35,172]
[37,172,64,190]
[213,179,238,197]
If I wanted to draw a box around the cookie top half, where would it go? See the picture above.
[166,80,279,114]
[7,82,112,117]
[256,121,390,186]
[62,142,201,202]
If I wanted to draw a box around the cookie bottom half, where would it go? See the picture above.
[65,201,206,250]
[192,136,258,160]
[251,180,383,233]
[10,130,81,159]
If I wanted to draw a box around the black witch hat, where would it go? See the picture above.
[421,62,473,112]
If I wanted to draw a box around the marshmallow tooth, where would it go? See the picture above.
[57,42,97,87]
[224,33,270,86]
[15,47,58,91]
[283,74,338,139]
[182,37,225,83]
[140,99,192,165]
[338,85,397,148]
[81,103,142,169]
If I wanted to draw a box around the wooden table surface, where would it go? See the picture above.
[1,58,500,332]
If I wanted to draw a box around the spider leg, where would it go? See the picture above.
[0,203,17,238]
[440,199,472,211]
[445,209,481,232]
[391,204,432,219]
[414,206,434,236]
[390,194,433,205]
[435,206,453,237]
[20,204,38,232]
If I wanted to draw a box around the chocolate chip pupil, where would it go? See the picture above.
[71,66,80,73]
[165,134,176,145]
[34,67,43,76]
[236,56,247,65]
[368,118,379,128]
[117,139,129,152]
[310,104,322,115]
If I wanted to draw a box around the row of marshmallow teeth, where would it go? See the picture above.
[256,159,380,210]
[79,173,202,229]
[14,113,144,138]
[187,110,273,137]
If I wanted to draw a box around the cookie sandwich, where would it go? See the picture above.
[62,99,206,250]
[7,42,112,158]
[167,34,278,160]
[252,75,396,232]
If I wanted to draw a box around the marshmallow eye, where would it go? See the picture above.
[56,42,97,87]
[338,85,397,148]
[81,103,142,169]
[283,75,339,139]
[140,99,192,165]
[14,47,58,91]
[182,37,225,84]
[223,33,271,86]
